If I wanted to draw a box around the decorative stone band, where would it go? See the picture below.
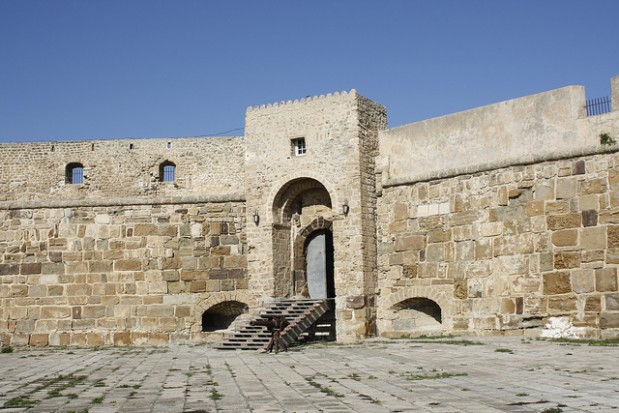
[0,193,246,210]
[383,144,619,188]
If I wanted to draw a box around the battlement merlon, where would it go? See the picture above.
[244,89,387,133]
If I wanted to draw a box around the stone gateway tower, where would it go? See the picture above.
[244,91,386,342]
[1,75,619,347]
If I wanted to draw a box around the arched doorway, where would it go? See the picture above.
[305,229,335,300]
[270,177,337,341]
[271,178,334,298]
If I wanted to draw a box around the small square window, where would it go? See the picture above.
[66,163,84,184]
[160,162,176,182]
[292,138,306,156]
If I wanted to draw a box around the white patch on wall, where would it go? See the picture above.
[540,316,587,339]
[191,223,203,238]
[95,214,111,224]
[417,202,450,218]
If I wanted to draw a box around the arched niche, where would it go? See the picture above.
[201,300,248,332]
[390,297,442,333]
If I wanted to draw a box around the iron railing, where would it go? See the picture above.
[586,96,612,116]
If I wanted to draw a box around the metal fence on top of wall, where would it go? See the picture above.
[586,96,612,116]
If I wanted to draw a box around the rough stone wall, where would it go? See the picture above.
[244,91,386,342]
[376,73,619,339]
[0,136,249,347]
[355,95,388,337]
[0,202,247,347]
[0,137,245,202]
[379,84,618,185]
[2,75,619,347]
[377,151,619,338]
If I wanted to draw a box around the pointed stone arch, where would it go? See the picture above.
[272,177,333,225]
[269,177,335,297]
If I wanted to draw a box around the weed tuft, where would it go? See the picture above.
[400,371,467,381]
[4,395,37,408]
[600,133,617,146]
[209,387,222,401]
[541,408,563,413]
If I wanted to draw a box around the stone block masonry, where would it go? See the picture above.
[1,75,619,347]
[0,201,247,347]
[377,152,619,338]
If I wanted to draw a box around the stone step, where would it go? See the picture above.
[214,299,332,350]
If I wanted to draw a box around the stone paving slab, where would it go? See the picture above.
[0,337,618,412]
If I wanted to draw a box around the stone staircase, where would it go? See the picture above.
[213,299,332,350]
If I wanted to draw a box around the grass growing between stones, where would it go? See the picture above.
[400,371,468,381]
[209,387,222,401]
[203,360,223,403]
[542,337,619,346]
[118,384,141,389]
[406,336,485,346]
[359,393,381,404]
[540,407,563,413]
[1,372,93,409]
[34,373,88,399]
[3,395,37,408]
[306,377,344,398]
[347,373,361,381]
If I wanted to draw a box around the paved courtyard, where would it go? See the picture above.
[0,336,618,413]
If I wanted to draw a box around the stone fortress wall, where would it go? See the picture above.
[0,138,249,346]
[376,75,619,338]
[1,75,618,347]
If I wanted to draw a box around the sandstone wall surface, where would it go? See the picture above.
[0,137,245,203]
[0,136,250,346]
[379,79,619,185]
[377,151,619,338]
[0,202,247,347]
[2,76,619,347]
[244,91,387,341]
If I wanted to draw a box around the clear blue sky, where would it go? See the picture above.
[1,1,618,142]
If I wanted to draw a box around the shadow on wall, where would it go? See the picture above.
[390,297,442,334]
[202,301,249,332]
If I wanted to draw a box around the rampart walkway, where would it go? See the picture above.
[0,337,617,412]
